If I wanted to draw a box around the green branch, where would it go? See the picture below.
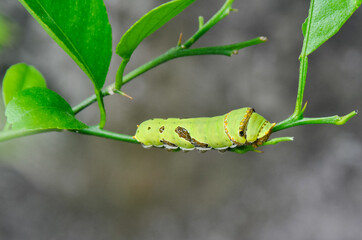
[229,137,294,154]
[182,0,235,48]
[75,126,137,143]
[123,37,266,85]
[72,0,241,115]
[273,110,357,132]
[72,37,266,114]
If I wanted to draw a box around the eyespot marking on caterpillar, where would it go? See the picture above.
[159,126,165,133]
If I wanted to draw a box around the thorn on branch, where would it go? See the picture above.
[177,32,183,47]
[112,88,133,100]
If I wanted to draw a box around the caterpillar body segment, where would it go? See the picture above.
[134,108,275,152]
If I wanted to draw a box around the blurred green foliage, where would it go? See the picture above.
[0,14,13,52]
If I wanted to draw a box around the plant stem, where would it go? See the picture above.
[95,89,106,128]
[72,0,238,116]
[72,37,266,114]
[114,58,129,90]
[293,55,308,118]
[123,37,266,84]
[292,0,314,118]
[75,126,138,143]
[183,0,235,48]
[229,136,294,154]
[273,110,357,132]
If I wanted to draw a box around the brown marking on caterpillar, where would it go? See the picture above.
[175,126,192,142]
[159,126,165,133]
[160,139,178,148]
[175,126,209,148]
[239,107,254,138]
[191,138,209,148]
[147,126,151,130]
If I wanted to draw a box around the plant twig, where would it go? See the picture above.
[273,110,357,132]
[75,126,137,143]
[72,0,240,115]
[72,37,267,114]
[229,137,294,154]
[182,0,235,48]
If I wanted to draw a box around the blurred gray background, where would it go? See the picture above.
[0,0,361,239]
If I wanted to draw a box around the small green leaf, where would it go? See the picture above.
[5,87,87,130]
[303,0,361,56]
[2,63,46,107]
[18,0,112,89]
[116,0,195,59]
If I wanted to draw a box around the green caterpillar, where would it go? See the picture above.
[134,107,276,152]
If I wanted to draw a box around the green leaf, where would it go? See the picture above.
[18,0,112,89]
[303,0,361,56]
[116,0,195,59]
[2,63,46,107]
[5,87,87,130]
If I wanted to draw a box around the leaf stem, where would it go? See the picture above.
[94,89,106,128]
[114,58,129,90]
[292,0,314,118]
[293,56,308,118]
